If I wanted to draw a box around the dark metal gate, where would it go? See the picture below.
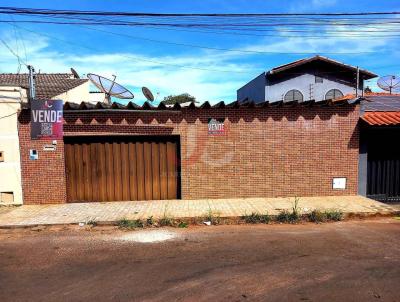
[366,129,400,202]
[367,157,400,202]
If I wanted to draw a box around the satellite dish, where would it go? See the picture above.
[377,75,400,94]
[87,73,134,104]
[70,68,80,79]
[142,86,155,102]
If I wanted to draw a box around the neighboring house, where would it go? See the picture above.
[358,93,400,202]
[0,86,28,204]
[237,55,377,103]
[0,72,92,204]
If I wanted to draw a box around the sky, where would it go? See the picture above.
[1,0,400,104]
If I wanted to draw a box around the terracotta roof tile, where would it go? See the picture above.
[361,111,400,126]
[0,73,88,99]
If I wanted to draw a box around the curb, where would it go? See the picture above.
[0,210,399,230]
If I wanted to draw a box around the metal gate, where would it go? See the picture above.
[64,136,180,202]
[366,130,400,202]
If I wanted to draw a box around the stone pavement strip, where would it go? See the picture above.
[0,195,398,228]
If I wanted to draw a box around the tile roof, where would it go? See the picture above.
[361,111,400,126]
[0,73,88,99]
[269,55,377,79]
[63,98,361,111]
[362,95,400,112]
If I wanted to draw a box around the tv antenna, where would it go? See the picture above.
[87,73,134,104]
[377,75,400,94]
[142,86,155,102]
[70,68,80,79]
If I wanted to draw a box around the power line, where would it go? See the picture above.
[1,7,400,17]
[7,23,254,74]
[0,37,28,66]
[77,25,380,55]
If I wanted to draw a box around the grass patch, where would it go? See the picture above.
[177,221,189,228]
[308,210,327,223]
[86,219,98,227]
[117,218,144,229]
[159,205,174,227]
[307,209,343,223]
[276,197,301,223]
[203,206,221,225]
[325,209,343,221]
[242,212,271,224]
[146,216,155,226]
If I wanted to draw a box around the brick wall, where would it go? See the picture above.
[18,105,360,204]
[18,111,67,204]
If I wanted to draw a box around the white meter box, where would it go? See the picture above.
[332,177,346,189]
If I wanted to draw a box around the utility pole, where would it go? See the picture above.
[356,66,359,98]
[27,65,36,101]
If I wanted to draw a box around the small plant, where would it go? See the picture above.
[203,206,221,225]
[277,197,302,223]
[325,209,343,221]
[308,209,328,223]
[177,221,189,228]
[86,219,97,227]
[276,210,291,223]
[159,205,174,226]
[242,212,270,224]
[117,218,144,229]
[159,216,173,227]
[146,216,155,226]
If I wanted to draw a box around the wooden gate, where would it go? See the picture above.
[64,136,180,202]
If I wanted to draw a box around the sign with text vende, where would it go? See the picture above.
[31,99,63,140]
[208,118,225,135]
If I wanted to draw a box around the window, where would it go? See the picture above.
[325,89,344,100]
[315,76,323,83]
[284,89,303,103]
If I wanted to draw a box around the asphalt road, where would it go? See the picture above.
[0,219,399,302]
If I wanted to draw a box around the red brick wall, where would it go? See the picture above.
[18,111,67,204]
[18,105,360,204]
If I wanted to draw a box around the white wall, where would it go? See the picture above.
[0,86,27,204]
[265,73,362,102]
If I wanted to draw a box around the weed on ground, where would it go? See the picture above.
[242,212,271,224]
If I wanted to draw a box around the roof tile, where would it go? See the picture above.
[0,73,88,99]
[361,111,400,126]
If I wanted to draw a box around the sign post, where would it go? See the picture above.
[31,100,63,140]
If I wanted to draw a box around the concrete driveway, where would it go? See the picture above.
[0,218,399,301]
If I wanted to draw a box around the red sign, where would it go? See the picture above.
[31,99,63,140]
[208,118,225,135]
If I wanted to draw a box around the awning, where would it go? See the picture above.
[361,111,400,126]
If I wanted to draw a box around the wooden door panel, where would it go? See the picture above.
[65,137,179,202]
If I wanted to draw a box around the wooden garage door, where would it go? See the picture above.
[64,136,179,202]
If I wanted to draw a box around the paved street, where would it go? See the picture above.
[0,218,399,302]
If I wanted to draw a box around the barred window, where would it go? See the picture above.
[284,89,303,102]
[325,89,344,100]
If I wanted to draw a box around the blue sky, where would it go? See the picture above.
[1,0,400,104]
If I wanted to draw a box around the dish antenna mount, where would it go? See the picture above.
[87,73,134,104]
[142,86,155,102]
[377,75,400,94]
[70,68,80,79]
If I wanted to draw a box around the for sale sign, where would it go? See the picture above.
[31,99,63,140]
[208,118,225,135]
